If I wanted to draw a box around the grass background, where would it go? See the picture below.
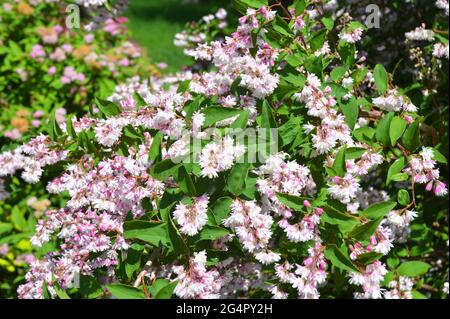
[124,0,229,73]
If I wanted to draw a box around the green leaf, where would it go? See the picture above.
[198,225,230,241]
[352,67,369,85]
[11,207,27,231]
[241,0,268,8]
[345,147,367,160]
[397,261,430,277]
[373,64,389,93]
[389,116,407,146]
[324,244,359,273]
[149,132,163,162]
[376,112,394,145]
[305,55,323,77]
[280,68,306,87]
[66,114,77,139]
[275,193,306,211]
[133,92,147,108]
[150,159,181,180]
[231,0,248,14]
[231,110,250,130]
[227,163,250,196]
[176,80,190,94]
[42,281,52,299]
[273,15,293,36]
[54,285,71,299]
[175,166,197,196]
[167,214,189,256]
[356,252,384,265]
[432,148,448,164]
[402,121,420,152]
[8,40,22,55]
[95,97,121,117]
[353,126,375,143]
[341,98,359,130]
[201,107,243,127]
[391,172,409,182]
[360,201,396,219]
[0,223,13,235]
[261,101,277,128]
[149,279,178,299]
[330,66,348,82]
[77,130,96,153]
[321,204,360,234]
[411,290,427,299]
[123,221,170,247]
[0,232,34,245]
[106,284,146,299]
[321,16,334,31]
[291,0,306,15]
[279,117,302,146]
[387,157,406,184]
[211,197,232,225]
[349,217,384,241]
[397,189,410,206]
[125,243,144,279]
[79,275,103,299]
[47,109,63,141]
[332,146,347,177]
[309,29,328,51]
[338,41,355,67]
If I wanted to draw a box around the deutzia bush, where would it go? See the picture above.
[0,0,159,298]
[0,0,448,299]
[0,0,152,144]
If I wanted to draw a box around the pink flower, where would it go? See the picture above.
[433,181,448,196]
[103,18,128,35]
[4,129,22,140]
[33,111,44,118]
[61,44,73,53]
[30,44,46,59]
[84,34,94,43]
[48,66,57,75]
[173,195,209,236]
[118,58,129,67]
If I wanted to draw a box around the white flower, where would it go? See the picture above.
[405,24,435,41]
[339,28,363,43]
[173,195,209,236]
[433,43,449,59]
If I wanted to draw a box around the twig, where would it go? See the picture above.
[273,0,292,20]
[420,284,438,293]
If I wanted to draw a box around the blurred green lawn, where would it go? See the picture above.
[124,0,227,73]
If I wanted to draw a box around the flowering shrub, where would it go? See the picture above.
[0,0,151,143]
[0,0,162,297]
[174,8,232,60]
[0,0,448,299]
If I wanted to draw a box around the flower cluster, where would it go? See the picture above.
[174,8,229,59]
[0,134,68,183]
[349,261,388,299]
[405,147,448,196]
[296,73,353,155]
[275,243,327,299]
[199,137,246,178]
[385,276,414,299]
[173,195,209,236]
[173,251,222,299]
[223,199,277,264]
